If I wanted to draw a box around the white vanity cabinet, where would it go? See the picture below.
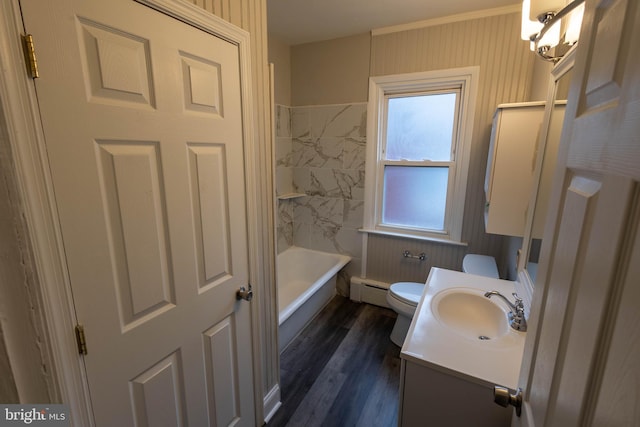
[398,268,525,427]
[484,102,545,237]
[399,360,512,427]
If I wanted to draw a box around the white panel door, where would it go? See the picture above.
[515,0,640,425]
[19,0,255,425]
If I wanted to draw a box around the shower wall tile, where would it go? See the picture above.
[308,168,365,200]
[275,136,292,167]
[277,198,294,254]
[337,169,365,200]
[278,103,367,267]
[291,137,343,168]
[278,197,294,224]
[276,167,293,196]
[290,108,310,138]
[276,105,294,252]
[275,130,293,195]
[334,226,362,259]
[293,104,367,138]
[277,222,293,254]
[307,222,341,253]
[292,104,367,138]
[275,104,291,138]
[343,137,367,170]
[343,200,364,228]
[292,167,310,193]
[292,222,310,248]
[307,168,341,197]
[294,196,344,227]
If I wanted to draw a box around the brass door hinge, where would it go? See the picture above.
[75,325,88,355]
[22,34,39,79]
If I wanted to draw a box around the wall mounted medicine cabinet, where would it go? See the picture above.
[484,102,565,237]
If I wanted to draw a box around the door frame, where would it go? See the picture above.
[0,0,267,425]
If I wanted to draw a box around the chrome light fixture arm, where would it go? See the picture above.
[532,0,585,63]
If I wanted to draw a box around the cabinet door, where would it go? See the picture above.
[400,361,511,427]
[485,104,545,237]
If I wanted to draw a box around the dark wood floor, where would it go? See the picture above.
[267,295,401,427]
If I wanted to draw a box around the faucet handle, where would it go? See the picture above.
[512,293,524,310]
[509,293,527,332]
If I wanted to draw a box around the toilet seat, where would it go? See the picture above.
[387,282,424,318]
[387,281,424,346]
[389,282,424,305]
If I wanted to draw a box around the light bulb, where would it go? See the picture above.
[530,0,564,21]
[521,0,544,41]
[539,18,561,47]
[565,2,585,44]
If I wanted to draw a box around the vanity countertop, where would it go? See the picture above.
[401,267,526,390]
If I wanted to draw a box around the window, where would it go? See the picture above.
[363,67,478,243]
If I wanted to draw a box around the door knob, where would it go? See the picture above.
[494,386,522,417]
[236,284,253,302]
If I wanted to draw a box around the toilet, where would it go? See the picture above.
[461,254,499,279]
[386,281,424,346]
[386,254,499,346]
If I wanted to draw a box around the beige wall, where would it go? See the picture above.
[367,12,535,281]
[291,32,371,106]
[529,58,554,101]
[268,34,292,106]
[277,11,538,281]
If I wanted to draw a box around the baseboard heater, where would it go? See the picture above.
[349,276,391,308]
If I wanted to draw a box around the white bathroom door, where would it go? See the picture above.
[515,0,640,426]
[20,0,255,425]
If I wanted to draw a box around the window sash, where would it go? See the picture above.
[363,67,479,244]
[377,88,462,235]
[378,162,457,235]
[383,88,462,163]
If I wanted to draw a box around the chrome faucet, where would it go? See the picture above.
[484,291,527,332]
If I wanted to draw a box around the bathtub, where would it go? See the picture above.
[277,246,351,352]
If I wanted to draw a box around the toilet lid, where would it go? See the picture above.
[462,254,499,278]
[389,282,424,305]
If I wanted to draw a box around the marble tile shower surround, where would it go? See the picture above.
[275,103,366,285]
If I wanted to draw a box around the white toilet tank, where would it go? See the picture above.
[462,254,499,278]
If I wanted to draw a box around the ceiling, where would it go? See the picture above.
[268,0,521,45]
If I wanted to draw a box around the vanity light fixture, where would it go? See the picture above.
[521,0,586,63]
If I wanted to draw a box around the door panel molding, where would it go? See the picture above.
[584,183,640,425]
[516,0,640,425]
[0,0,262,425]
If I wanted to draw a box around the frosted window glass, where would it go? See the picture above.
[386,93,456,161]
[382,166,449,230]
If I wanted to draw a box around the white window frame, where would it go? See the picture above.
[363,67,479,244]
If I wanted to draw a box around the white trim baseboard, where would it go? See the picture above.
[262,383,282,424]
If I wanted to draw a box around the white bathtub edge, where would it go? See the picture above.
[278,253,350,325]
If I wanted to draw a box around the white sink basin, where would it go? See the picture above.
[401,268,526,390]
[431,287,510,341]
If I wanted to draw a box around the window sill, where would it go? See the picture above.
[359,228,468,247]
